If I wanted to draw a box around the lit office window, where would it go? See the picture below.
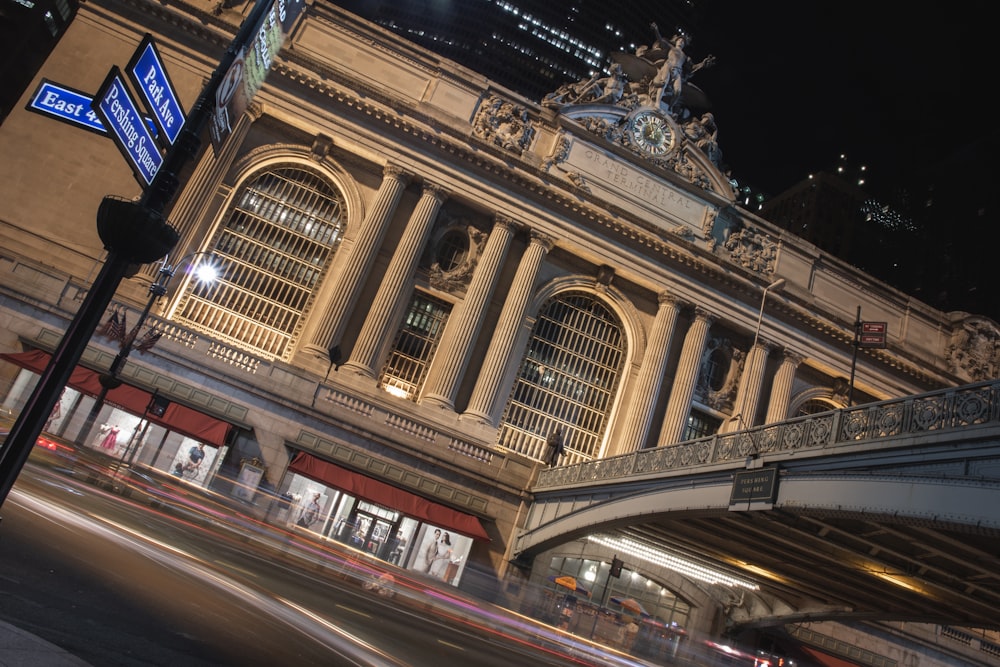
[498,291,625,464]
[379,293,451,401]
[682,410,721,442]
[176,165,344,360]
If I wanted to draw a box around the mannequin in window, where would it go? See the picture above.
[98,424,120,450]
[429,532,453,579]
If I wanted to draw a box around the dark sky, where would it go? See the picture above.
[686,1,993,196]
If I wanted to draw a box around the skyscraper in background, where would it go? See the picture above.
[328,1,997,323]
[0,0,79,124]
[330,1,704,102]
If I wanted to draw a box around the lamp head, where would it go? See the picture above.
[767,278,786,292]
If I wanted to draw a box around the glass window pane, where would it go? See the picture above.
[176,165,345,360]
[380,293,451,401]
[498,292,625,464]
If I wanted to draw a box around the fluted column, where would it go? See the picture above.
[297,164,412,363]
[462,230,553,424]
[658,307,714,446]
[766,349,803,423]
[725,340,774,432]
[422,215,516,408]
[341,182,449,378]
[616,292,683,454]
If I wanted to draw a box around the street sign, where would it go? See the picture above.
[26,80,106,135]
[729,467,778,506]
[92,66,163,187]
[858,321,887,349]
[26,79,159,139]
[126,34,186,146]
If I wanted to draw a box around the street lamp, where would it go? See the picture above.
[81,253,220,441]
[752,278,786,349]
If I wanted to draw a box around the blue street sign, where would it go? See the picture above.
[26,80,106,135]
[92,66,163,188]
[126,34,186,146]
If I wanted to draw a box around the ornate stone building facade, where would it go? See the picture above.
[0,0,996,646]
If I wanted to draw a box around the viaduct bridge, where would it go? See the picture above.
[514,380,1000,630]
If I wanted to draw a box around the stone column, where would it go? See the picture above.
[341,182,449,378]
[422,215,516,408]
[462,230,553,424]
[297,164,412,363]
[766,349,803,423]
[658,307,714,446]
[725,340,774,432]
[616,292,683,454]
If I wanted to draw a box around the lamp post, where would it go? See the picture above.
[80,253,219,443]
[730,278,786,435]
[0,0,286,512]
[752,278,786,349]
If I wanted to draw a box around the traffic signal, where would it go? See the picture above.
[147,394,170,417]
[610,556,623,578]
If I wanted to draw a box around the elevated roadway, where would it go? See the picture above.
[515,381,1000,630]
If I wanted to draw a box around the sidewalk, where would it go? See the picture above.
[0,621,92,667]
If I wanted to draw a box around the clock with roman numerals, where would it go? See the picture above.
[628,109,677,157]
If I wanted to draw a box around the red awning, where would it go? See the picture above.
[800,647,863,667]
[288,451,491,541]
[1,349,230,447]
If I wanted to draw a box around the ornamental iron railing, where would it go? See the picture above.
[536,380,1000,490]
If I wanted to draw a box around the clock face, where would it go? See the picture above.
[629,111,675,156]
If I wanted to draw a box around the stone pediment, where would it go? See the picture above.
[549,104,734,200]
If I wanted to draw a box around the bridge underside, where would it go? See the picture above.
[515,475,1000,630]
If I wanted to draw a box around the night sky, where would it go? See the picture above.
[687,1,993,197]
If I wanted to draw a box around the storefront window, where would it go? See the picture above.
[281,469,473,586]
[1,367,223,489]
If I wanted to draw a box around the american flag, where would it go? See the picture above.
[97,308,127,343]
[134,328,163,353]
[122,321,141,351]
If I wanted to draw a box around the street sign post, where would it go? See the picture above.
[859,321,888,349]
[26,80,106,135]
[92,67,164,187]
[209,0,306,152]
[126,34,186,146]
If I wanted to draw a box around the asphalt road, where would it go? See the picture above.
[0,465,640,667]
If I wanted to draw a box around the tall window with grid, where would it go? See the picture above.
[175,165,344,360]
[497,291,626,464]
[379,292,451,401]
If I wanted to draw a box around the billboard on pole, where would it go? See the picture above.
[209,0,306,152]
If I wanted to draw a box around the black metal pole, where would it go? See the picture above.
[847,305,861,407]
[78,263,172,444]
[0,0,275,512]
[0,252,131,506]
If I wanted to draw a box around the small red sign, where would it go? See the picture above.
[858,321,887,348]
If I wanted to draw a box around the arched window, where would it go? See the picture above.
[176,165,345,360]
[497,291,626,464]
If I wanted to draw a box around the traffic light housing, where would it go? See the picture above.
[147,394,170,417]
[610,556,623,578]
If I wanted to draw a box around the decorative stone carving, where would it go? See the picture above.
[723,225,779,275]
[947,317,1000,381]
[424,217,488,294]
[472,94,535,155]
[695,336,743,411]
[541,24,727,193]
[542,134,571,170]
